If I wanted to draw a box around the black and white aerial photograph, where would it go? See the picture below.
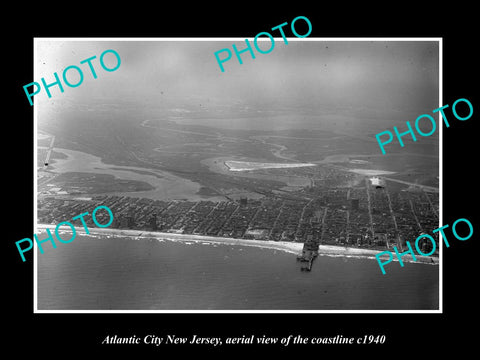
[35,39,440,311]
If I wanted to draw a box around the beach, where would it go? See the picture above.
[36,224,438,265]
[36,230,440,310]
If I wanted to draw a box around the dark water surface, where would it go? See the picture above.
[37,234,439,310]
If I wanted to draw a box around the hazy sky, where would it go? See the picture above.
[35,39,439,114]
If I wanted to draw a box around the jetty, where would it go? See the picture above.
[296,240,319,272]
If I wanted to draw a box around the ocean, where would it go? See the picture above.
[37,234,439,311]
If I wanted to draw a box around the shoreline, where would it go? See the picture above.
[36,224,438,265]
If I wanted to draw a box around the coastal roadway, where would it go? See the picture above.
[44,136,55,166]
[383,177,439,193]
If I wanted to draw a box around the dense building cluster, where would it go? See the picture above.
[37,180,439,254]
